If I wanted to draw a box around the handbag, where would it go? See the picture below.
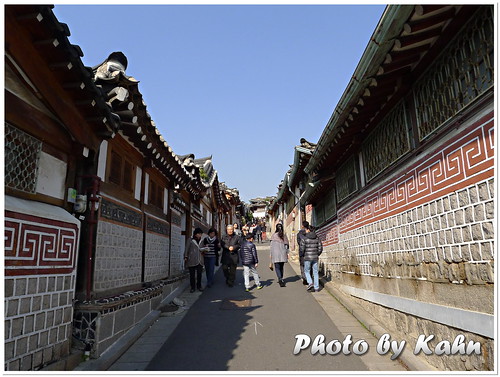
[269,263,273,271]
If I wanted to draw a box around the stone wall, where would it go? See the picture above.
[4,197,81,371]
[315,110,494,370]
[94,219,142,292]
[73,276,187,358]
[144,231,170,282]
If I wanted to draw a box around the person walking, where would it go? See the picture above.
[220,224,241,287]
[233,223,242,237]
[261,222,267,242]
[270,223,289,287]
[299,224,323,292]
[297,221,310,285]
[255,223,262,243]
[184,228,205,293]
[201,228,220,288]
[239,233,262,291]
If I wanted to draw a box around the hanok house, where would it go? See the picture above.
[71,51,218,358]
[268,138,316,251]
[294,5,493,371]
[4,5,121,371]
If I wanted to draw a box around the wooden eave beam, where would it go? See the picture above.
[5,8,101,150]
[404,7,457,34]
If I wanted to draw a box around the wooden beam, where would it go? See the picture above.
[394,28,442,50]
[404,7,457,34]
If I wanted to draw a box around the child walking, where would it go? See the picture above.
[239,233,262,292]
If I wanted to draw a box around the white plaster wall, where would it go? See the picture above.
[35,152,67,200]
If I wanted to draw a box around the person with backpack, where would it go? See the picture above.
[299,224,323,292]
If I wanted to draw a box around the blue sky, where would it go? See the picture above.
[53,4,386,202]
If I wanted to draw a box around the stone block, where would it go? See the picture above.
[49,328,58,344]
[7,299,19,317]
[469,185,479,203]
[5,341,15,360]
[15,278,27,297]
[473,204,485,222]
[487,179,494,198]
[24,315,34,334]
[35,312,46,332]
[464,207,473,224]
[28,334,38,352]
[458,189,470,207]
[453,228,463,243]
[8,358,20,371]
[32,296,42,312]
[11,318,23,337]
[480,242,493,260]
[58,292,68,307]
[38,277,47,293]
[56,276,64,291]
[477,182,489,201]
[461,226,472,242]
[33,351,43,370]
[454,209,465,226]
[54,308,63,325]
[113,306,134,333]
[5,279,14,298]
[38,331,49,347]
[471,224,484,241]
[482,221,494,240]
[15,336,28,356]
[63,307,73,323]
[42,295,51,310]
[42,346,53,364]
[51,293,59,308]
[478,263,494,283]
[46,310,54,328]
[19,297,31,315]
[469,243,482,261]
[47,277,56,292]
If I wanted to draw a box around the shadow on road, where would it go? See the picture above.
[146,267,262,371]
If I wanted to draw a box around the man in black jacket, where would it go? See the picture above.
[297,221,309,285]
[220,224,241,287]
[299,224,323,292]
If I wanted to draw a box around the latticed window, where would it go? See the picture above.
[107,148,135,193]
[149,178,164,209]
[336,155,359,203]
[414,6,494,141]
[5,123,42,193]
[362,101,410,182]
[312,188,336,226]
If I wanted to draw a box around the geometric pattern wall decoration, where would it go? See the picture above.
[4,211,80,276]
[338,113,494,234]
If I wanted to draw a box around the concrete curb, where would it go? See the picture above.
[318,277,438,372]
[74,279,190,371]
[287,259,436,372]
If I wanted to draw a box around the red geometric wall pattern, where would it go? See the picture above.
[318,112,494,243]
[4,211,80,276]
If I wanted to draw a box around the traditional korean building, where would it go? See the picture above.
[5,5,242,370]
[5,5,121,370]
[268,139,316,250]
[273,5,494,371]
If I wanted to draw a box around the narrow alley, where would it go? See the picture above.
[103,242,407,372]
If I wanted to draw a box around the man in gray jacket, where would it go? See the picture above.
[299,225,323,292]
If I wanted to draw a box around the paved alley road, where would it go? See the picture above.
[145,243,405,372]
